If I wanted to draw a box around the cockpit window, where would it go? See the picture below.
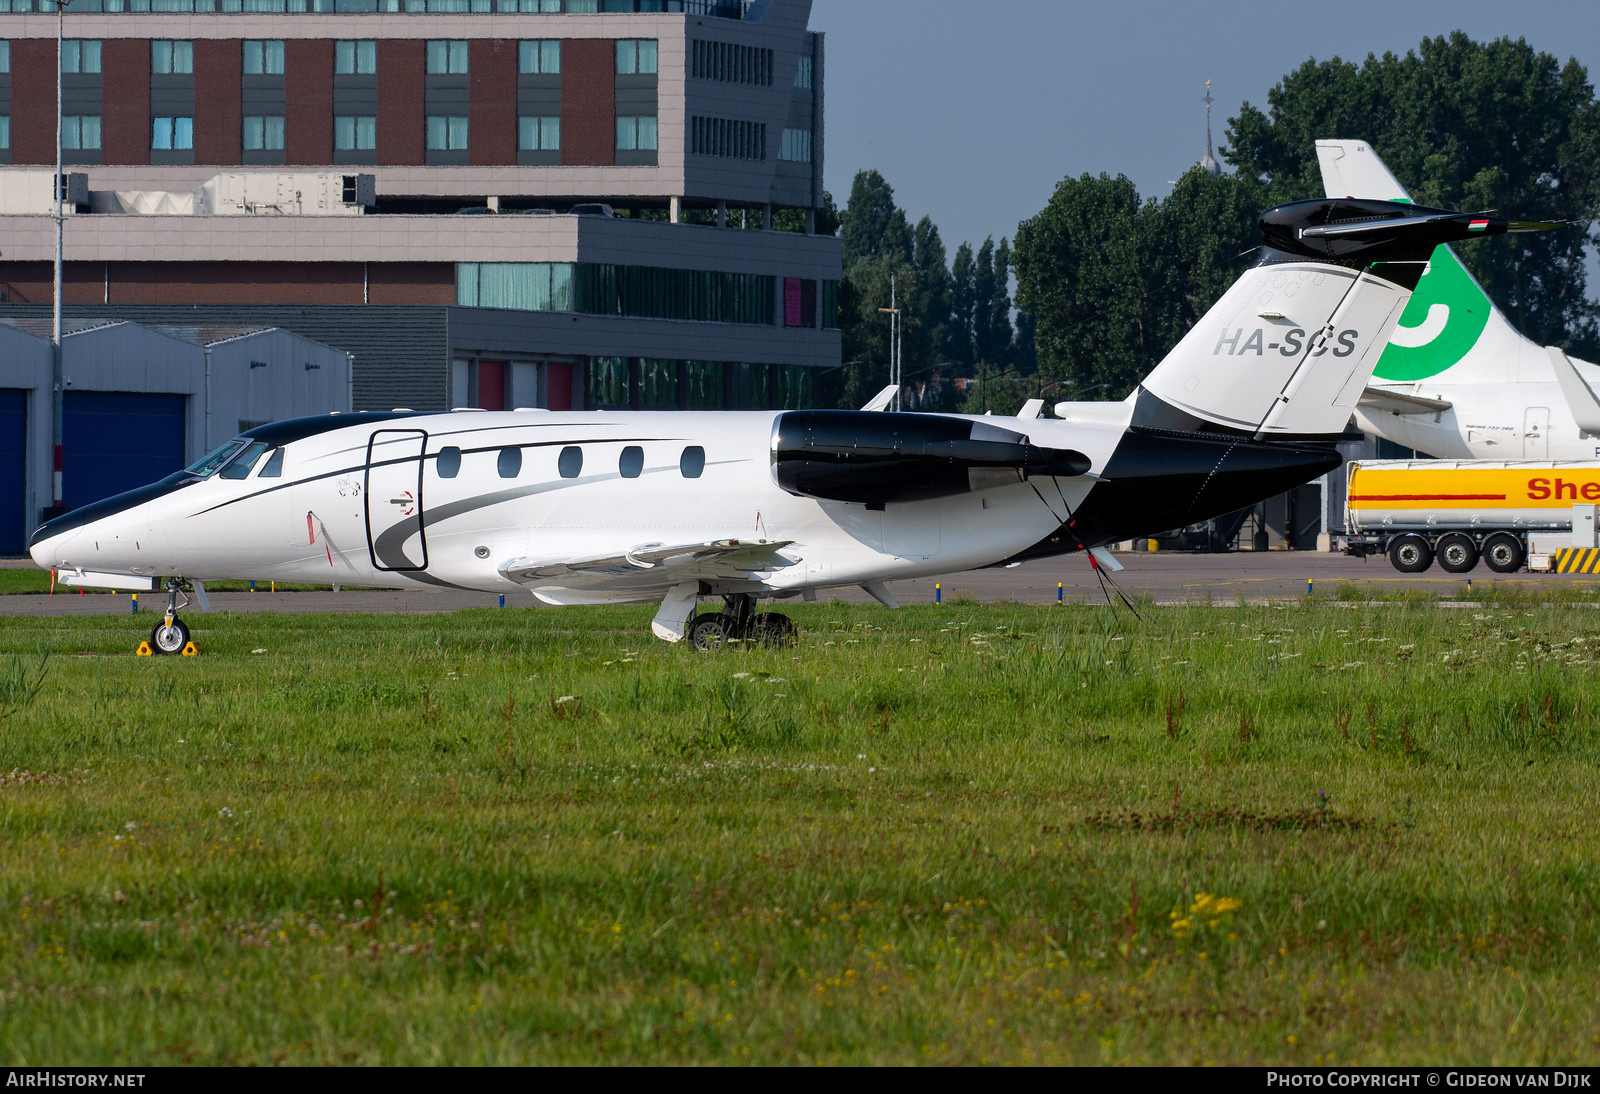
[257,448,285,478]
[219,441,272,480]
[185,439,249,478]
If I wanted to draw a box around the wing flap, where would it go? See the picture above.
[1357,386,1453,416]
[501,539,797,584]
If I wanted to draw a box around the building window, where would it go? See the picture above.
[795,55,813,89]
[243,40,285,75]
[457,262,574,311]
[151,41,194,75]
[518,116,559,151]
[588,359,629,410]
[615,115,656,152]
[518,40,559,74]
[62,115,101,151]
[243,115,285,151]
[62,40,101,75]
[0,42,9,74]
[822,280,839,329]
[0,117,8,151]
[690,116,766,161]
[460,263,775,326]
[152,116,194,150]
[335,115,377,150]
[779,128,812,163]
[784,278,817,328]
[615,39,657,75]
[425,40,468,75]
[335,40,377,75]
[426,116,468,151]
[691,40,771,86]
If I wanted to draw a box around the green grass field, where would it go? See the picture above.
[2,600,1599,1065]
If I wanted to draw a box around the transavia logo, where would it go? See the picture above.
[1213,327,1360,357]
[1373,246,1491,382]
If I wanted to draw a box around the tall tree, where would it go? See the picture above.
[840,169,911,267]
[947,241,976,371]
[1226,32,1600,353]
[1013,173,1161,395]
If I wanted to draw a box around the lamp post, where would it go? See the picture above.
[876,274,901,412]
[49,0,65,516]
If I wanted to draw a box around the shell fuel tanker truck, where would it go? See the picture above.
[1345,460,1600,573]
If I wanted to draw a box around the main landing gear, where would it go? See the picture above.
[147,578,194,655]
[687,594,797,652]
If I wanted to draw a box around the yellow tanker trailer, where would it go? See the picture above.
[1344,460,1600,573]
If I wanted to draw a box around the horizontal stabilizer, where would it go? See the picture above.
[501,539,797,584]
[1547,347,1600,436]
[1357,387,1454,416]
[1314,140,1408,201]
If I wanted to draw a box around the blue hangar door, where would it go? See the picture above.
[0,390,24,556]
[63,392,187,511]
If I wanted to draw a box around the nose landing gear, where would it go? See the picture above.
[140,579,198,656]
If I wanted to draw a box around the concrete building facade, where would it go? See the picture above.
[0,0,841,544]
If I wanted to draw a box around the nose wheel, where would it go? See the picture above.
[140,578,198,656]
[150,616,192,655]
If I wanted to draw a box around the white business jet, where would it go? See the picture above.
[30,197,1542,651]
[1318,139,1600,459]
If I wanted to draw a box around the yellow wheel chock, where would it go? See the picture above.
[136,642,154,657]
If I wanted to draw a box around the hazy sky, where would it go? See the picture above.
[809,0,1600,257]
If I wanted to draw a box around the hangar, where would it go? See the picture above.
[0,319,350,554]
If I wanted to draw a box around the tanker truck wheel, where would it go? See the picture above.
[1436,533,1480,574]
[1389,534,1434,573]
[1482,532,1526,574]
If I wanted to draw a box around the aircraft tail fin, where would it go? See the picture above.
[1138,198,1533,438]
[1316,138,1551,388]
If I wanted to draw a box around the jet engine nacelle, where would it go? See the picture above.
[770,410,1090,505]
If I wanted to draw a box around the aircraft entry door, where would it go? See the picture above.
[365,429,429,571]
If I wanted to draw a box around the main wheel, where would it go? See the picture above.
[1436,533,1480,574]
[688,613,736,652]
[150,617,191,655]
[753,612,798,647]
[1482,532,1526,574]
[1388,534,1434,573]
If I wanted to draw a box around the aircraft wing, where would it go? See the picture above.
[1547,347,1600,436]
[500,539,798,585]
[1357,386,1453,417]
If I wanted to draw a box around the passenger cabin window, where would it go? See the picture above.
[680,446,705,478]
[558,446,582,479]
[258,448,284,478]
[619,446,644,479]
[219,441,271,480]
[497,447,522,478]
[436,446,462,478]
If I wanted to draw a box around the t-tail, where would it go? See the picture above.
[1315,138,1595,397]
[1132,196,1546,441]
